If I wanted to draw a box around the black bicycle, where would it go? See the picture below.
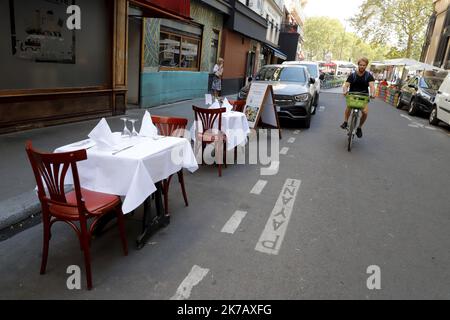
[345,92,370,152]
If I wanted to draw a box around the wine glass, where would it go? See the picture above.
[120,117,131,137]
[129,118,139,137]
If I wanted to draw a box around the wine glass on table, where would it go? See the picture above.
[129,118,139,137]
[120,117,131,137]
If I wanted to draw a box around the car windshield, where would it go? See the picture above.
[298,64,318,78]
[255,67,306,82]
[419,77,443,90]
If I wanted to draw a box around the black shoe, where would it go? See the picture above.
[356,127,363,138]
[340,122,348,129]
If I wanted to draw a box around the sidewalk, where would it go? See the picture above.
[0,94,237,238]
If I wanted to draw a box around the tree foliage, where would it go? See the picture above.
[351,0,433,59]
[303,17,388,63]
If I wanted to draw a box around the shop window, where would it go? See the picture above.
[159,31,200,71]
[158,20,202,71]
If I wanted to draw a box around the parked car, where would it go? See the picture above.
[396,75,444,116]
[238,64,315,128]
[430,73,450,126]
[282,60,323,107]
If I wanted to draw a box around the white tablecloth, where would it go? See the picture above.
[191,111,250,150]
[55,136,198,214]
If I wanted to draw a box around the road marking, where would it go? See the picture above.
[255,179,301,255]
[408,124,420,128]
[280,147,289,155]
[425,126,437,131]
[170,265,209,300]
[400,114,412,121]
[287,137,296,143]
[250,180,268,195]
[260,161,279,176]
[319,106,325,112]
[221,210,247,234]
[293,130,301,134]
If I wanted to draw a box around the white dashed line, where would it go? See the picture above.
[319,106,325,112]
[400,114,412,121]
[293,130,301,134]
[287,137,296,143]
[280,147,289,155]
[221,210,247,234]
[170,265,209,300]
[425,126,437,131]
[255,179,301,255]
[250,180,268,195]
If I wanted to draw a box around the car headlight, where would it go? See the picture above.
[294,94,309,102]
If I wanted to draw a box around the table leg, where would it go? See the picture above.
[136,181,169,249]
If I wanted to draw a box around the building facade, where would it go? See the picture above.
[0,0,191,134]
[279,0,306,61]
[140,0,224,107]
[421,0,450,69]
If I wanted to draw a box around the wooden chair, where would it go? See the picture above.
[150,115,189,216]
[192,106,227,177]
[25,141,128,290]
[230,99,246,112]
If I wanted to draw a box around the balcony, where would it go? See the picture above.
[281,23,299,34]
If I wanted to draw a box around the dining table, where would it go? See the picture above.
[55,134,198,248]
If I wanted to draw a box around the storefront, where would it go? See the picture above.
[221,0,268,95]
[0,0,190,134]
[140,0,224,107]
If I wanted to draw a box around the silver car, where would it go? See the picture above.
[238,64,316,128]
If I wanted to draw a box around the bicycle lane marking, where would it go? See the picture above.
[250,180,268,195]
[221,211,248,234]
[280,147,289,155]
[255,179,302,255]
[170,265,210,300]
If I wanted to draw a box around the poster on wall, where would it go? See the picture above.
[9,0,76,64]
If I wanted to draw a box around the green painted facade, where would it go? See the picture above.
[141,0,223,107]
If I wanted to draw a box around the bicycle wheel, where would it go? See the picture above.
[347,111,357,152]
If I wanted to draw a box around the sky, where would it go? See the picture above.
[303,0,365,31]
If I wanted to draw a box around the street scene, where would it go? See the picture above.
[1,0,450,302]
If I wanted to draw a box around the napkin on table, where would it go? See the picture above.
[88,118,119,149]
[222,97,233,112]
[209,99,221,109]
[205,94,213,105]
[139,110,158,137]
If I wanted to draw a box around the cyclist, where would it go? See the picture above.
[340,57,375,138]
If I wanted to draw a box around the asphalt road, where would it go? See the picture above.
[1,92,450,299]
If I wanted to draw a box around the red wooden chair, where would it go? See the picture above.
[229,99,246,112]
[25,141,128,290]
[150,115,189,216]
[192,106,227,177]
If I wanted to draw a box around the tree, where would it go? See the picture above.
[303,17,388,63]
[351,0,433,59]
[303,17,345,61]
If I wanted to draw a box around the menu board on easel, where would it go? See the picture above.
[244,83,281,134]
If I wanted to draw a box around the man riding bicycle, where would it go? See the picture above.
[340,57,375,138]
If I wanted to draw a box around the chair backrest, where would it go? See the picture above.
[192,105,226,132]
[231,100,246,112]
[151,115,188,137]
[25,141,87,214]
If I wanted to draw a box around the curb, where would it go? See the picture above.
[0,190,41,233]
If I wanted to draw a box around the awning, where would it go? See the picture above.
[265,44,287,60]
[129,0,191,21]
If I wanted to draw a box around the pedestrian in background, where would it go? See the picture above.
[212,58,224,99]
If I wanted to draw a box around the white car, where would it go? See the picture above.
[282,60,322,109]
[430,74,450,126]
